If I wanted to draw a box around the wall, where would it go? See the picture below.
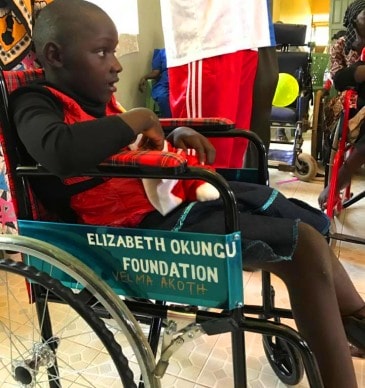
[273,0,312,25]
[273,0,330,46]
[310,0,330,14]
[115,0,164,110]
[274,0,329,21]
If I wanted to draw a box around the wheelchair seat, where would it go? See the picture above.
[271,106,297,123]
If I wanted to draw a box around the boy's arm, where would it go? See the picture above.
[138,70,161,92]
[10,90,164,177]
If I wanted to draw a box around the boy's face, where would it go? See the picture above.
[59,13,122,104]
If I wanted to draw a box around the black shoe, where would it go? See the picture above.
[343,316,365,351]
[349,343,365,358]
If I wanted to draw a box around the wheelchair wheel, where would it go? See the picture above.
[262,335,304,386]
[0,235,160,388]
[294,153,318,182]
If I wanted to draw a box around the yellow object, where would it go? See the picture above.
[272,73,299,107]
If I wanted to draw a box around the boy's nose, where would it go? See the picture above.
[112,57,123,73]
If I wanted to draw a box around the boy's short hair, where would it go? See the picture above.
[33,0,107,63]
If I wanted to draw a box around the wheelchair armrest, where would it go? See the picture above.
[16,149,188,177]
[100,149,187,174]
[160,117,235,133]
[162,120,268,186]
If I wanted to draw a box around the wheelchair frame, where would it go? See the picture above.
[0,69,323,387]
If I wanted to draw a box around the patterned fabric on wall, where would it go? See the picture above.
[0,147,17,235]
[0,0,53,70]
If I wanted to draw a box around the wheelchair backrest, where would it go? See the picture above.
[273,23,307,48]
[273,23,312,106]
[0,69,46,221]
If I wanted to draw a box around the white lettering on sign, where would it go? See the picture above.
[86,233,237,259]
[121,257,219,283]
[86,233,166,251]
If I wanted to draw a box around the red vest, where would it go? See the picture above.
[45,87,155,227]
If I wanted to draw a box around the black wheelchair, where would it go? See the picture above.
[269,23,317,182]
[0,69,323,387]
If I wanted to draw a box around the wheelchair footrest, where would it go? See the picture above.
[155,318,203,378]
[201,317,239,335]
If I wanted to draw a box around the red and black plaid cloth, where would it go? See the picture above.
[159,117,234,131]
[3,68,45,93]
[104,149,186,168]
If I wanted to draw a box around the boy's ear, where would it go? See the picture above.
[43,41,63,67]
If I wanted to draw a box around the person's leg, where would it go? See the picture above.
[229,50,258,167]
[168,59,236,168]
[329,250,365,317]
[245,46,279,167]
[259,222,361,388]
[167,64,189,117]
[155,94,172,118]
[168,52,258,168]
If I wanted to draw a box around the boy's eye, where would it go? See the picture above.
[97,49,107,57]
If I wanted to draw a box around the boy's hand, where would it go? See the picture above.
[167,126,216,164]
[138,127,165,150]
[318,186,329,210]
[119,108,165,150]
[138,77,147,93]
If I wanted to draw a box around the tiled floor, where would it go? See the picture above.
[0,135,364,387]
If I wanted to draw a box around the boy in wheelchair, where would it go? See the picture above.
[8,0,365,386]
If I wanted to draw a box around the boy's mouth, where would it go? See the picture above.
[108,79,118,92]
[109,83,117,92]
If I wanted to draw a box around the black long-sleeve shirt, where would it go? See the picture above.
[10,82,136,177]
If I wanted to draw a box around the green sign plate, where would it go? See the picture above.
[18,220,243,309]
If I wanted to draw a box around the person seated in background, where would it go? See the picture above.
[325,30,359,91]
[9,1,365,387]
[319,1,365,209]
[138,48,171,117]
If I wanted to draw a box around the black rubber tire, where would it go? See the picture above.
[0,258,137,387]
[262,335,305,386]
[294,153,318,182]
